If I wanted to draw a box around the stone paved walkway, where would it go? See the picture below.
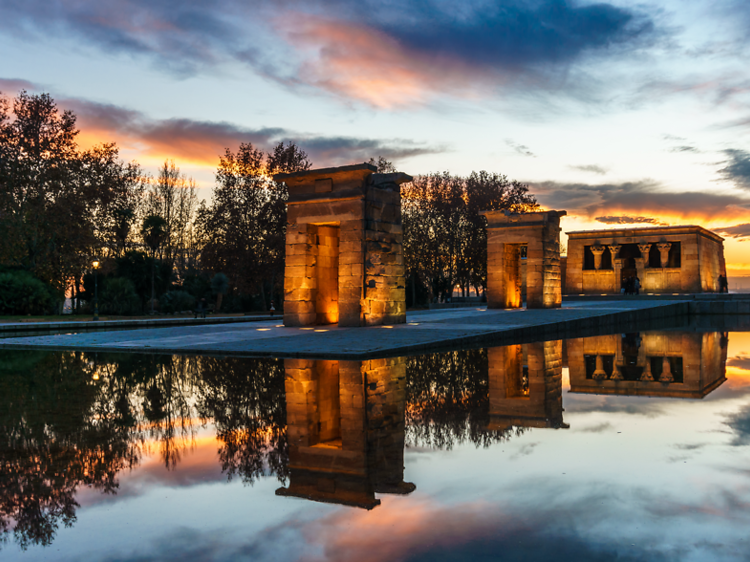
[0,300,691,359]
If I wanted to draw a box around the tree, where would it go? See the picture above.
[144,160,198,278]
[0,92,149,312]
[0,91,81,302]
[266,141,312,176]
[402,171,538,303]
[141,215,167,314]
[368,156,397,173]
[198,141,311,311]
[211,272,229,312]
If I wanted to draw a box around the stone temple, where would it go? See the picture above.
[275,164,411,327]
[483,209,567,309]
[565,225,726,294]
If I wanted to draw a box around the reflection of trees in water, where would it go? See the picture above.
[0,352,286,550]
[0,348,523,550]
[405,349,524,449]
[196,357,288,485]
[0,351,143,550]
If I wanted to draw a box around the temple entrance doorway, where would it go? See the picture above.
[618,244,640,289]
[308,224,339,325]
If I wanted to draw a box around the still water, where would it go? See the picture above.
[2,331,750,561]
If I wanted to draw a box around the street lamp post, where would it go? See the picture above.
[93,260,100,321]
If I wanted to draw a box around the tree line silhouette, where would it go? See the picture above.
[0,91,537,314]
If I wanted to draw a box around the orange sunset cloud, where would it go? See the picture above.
[275,13,495,108]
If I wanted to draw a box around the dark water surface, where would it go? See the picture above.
[2,330,750,561]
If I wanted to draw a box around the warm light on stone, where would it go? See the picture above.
[565,226,726,294]
[567,332,727,398]
[275,164,412,327]
[482,210,567,309]
[277,358,415,509]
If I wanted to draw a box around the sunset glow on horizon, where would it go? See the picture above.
[3,0,750,275]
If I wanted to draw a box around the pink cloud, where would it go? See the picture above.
[275,13,495,108]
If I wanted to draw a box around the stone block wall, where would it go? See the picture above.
[483,210,566,309]
[363,175,408,326]
[565,226,725,294]
[362,357,414,494]
[277,165,410,327]
[566,332,727,398]
[487,341,564,429]
[277,357,413,509]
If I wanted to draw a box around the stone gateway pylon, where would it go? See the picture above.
[482,209,566,309]
[274,164,412,327]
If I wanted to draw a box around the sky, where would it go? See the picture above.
[2,0,750,274]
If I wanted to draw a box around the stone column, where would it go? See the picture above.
[593,356,607,380]
[635,245,648,287]
[660,357,673,382]
[637,244,652,266]
[634,257,646,285]
[591,245,606,270]
[657,243,671,268]
[613,257,624,293]
[610,246,622,293]
[641,358,653,381]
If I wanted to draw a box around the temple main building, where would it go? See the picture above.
[564,225,726,295]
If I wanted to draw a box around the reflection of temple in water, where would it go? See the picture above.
[487,341,568,430]
[567,332,727,398]
[277,358,415,509]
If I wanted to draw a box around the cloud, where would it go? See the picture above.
[715,223,750,239]
[0,0,247,76]
[506,139,536,158]
[669,145,699,153]
[531,179,750,223]
[273,1,656,107]
[0,0,657,107]
[0,77,37,94]
[373,0,655,69]
[595,216,668,226]
[569,164,608,175]
[58,96,443,167]
[717,149,750,190]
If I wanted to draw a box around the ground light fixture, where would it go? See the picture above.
[92,260,100,321]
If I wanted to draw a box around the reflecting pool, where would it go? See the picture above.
[2,330,750,561]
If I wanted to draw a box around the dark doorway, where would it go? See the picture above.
[619,243,641,287]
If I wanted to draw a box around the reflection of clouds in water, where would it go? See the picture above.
[727,355,750,371]
[563,395,666,418]
[510,442,540,460]
[294,496,676,562]
[96,520,310,562]
[724,403,750,446]
[577,422,614,433]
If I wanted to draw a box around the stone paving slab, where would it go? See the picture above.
[0,300,691,359]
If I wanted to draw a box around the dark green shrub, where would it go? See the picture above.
[100,277,141,315]
[0,271,54,315]
[160,290,195,314]
[182,274,211,300]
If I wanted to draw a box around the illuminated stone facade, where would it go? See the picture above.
[277,358,415,509]
[275,164,411,327]
[483,210,566,309]
[487,341,567,430]
[565,226,726,294]
[567,332,727,398]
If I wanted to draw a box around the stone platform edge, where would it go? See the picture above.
[0,315,272,333]
[0,301,692,360]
